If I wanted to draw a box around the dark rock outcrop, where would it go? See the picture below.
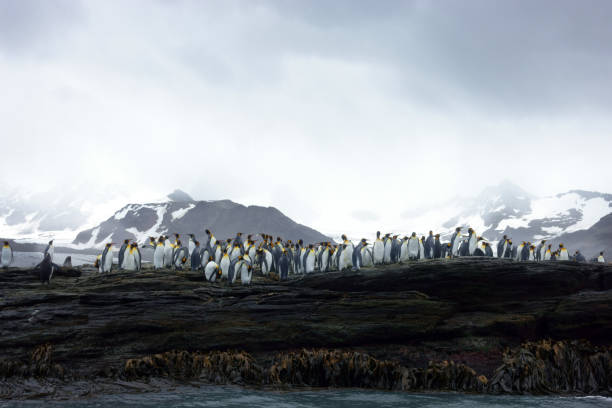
[0,258,611,397]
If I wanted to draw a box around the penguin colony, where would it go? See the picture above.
[0,228,607,285]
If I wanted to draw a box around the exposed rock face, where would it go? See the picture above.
[73,199,330,247]
[0,258,611,397]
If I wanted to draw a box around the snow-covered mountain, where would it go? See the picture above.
[402,181,612,257]
[72,190,330,248]
[0,184,140,246]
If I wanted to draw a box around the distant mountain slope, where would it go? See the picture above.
[403,181,612,257]
[72,192,330,248]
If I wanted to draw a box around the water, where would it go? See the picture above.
[12,251,97,268]
[1,387,610,407]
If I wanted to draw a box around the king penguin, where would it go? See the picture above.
[558,244,569,261]
[373,231,385,265]
[204,257,220,282]
[99,243,114,273]
[219,250,231,280]
[38,253,56,284]
[597,251,605,263]
[497,235,507,258]
[278,249,290,280]
[118,239,130,269]
[191,241,201,271]
[467,228,478,256]
[188,234,196,256]
[407,233,419,260]
[163,236,174,268]
[153,236,165,269]
[383,234,392,264]
[303,244,316,274]
[1,241,14,268]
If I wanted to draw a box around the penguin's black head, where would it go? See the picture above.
[206,229,211,235]
[3,241,8,245]
[49,240,54,245]
[195,241,200,246]
[455,227,461,231]
[601,251,604,255]
[124,239,129,244]
[429,231,433,235]
[411,232,416,237]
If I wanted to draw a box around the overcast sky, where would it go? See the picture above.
[1,0,611,235]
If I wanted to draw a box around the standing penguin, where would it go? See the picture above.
[383,234,392,264]
[361,243,373,267]
[341,234,353,268]
[132,242,142,271]
[219,251,231,280]
[424,231,434,259]
[173,240,189,270]
[99,243,114,273]
[558,244,570,261]
[38,253,56,284]
[520,242,530,261]
[44,240,54,262]
[467,229,478,256]
[190,241,201,270]
[257,247,273,275]
[153,237,165,269]
[450,228,461,254]
[497,235,507,258]
[118,239,130,269]
[504,240,513,258]
[1,241,13,268]
[597,252,605,263]
[351,239,367,271]
[188,234,196,256]
[543,244,552,260]
[418,236,426,260]
[390,235,400,264]
[278,249,290,280]
[163,236,174,268]
[451,230,463,257]
[407,233,420,260]
[372,231,385,265]
[303,244,316,274]
[433,234,442,258]
[205,229,216,249]
[514,242,524,261]
[399,236,409,263]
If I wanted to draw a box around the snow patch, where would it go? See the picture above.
[124,204,168,243]
[114,205,132,220]
[171,204,195,221]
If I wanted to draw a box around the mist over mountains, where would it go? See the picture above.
[0,182,610,257]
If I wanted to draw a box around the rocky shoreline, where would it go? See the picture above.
[1,258,611,399]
